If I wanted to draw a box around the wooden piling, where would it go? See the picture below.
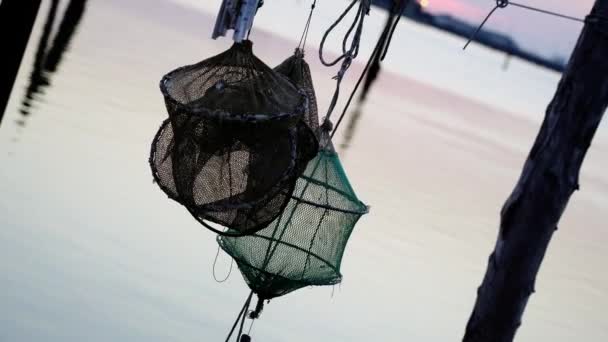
[463,1,608,341]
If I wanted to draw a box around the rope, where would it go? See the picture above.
[213,245,234,283]
[225,291,254,342]
[236,296,251,342]
[247,317,255,335]
[220,4,377,337]
[380,0,407,61]
[319,0,370,124]
[361,0,408,101]
[249,4,397,267]
[464,0,585,50]
[510,2,584,23]
[330,1,404,139]
[297,0,318,52]
[319,0,366,66]
[240,0,374,289]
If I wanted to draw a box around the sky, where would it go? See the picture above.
[424,0,594,58]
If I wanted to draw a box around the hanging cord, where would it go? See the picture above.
[223,5,376,335]
[222,16,384,337]
[330,1,404,139]
[318,0,370,124]
[236,297,251,342]
[360,0,407,101]
[297,0,318,52]
[221,5,393,341]
[225,291,254,342]
[213,245,234,283]
[379,0,407,61]
[240,1,373,308]
[464,0,585,50]
[336,0,406,150]
[247,316,256,335]
[238,4,400,311]
[319,0,368,66]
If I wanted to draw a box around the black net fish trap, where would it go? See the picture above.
[274,50,319,136]
[218,138,368,300]
[150,41,317,236]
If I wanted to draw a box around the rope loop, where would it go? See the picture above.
[319,0,360,67]
[319,0,369,126]
[213,245,234,283]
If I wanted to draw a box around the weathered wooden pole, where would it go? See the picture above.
[463,1,608,341]
[0,0,42,124]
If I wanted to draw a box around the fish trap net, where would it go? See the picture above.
[218,137,368,299]
[150,41,317,236]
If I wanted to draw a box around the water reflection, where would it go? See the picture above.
[340,107,362,151]
[341,5,401,152]
[19,0,87,123]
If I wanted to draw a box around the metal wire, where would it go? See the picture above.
[464,0,585,50]
[510,1,584,23]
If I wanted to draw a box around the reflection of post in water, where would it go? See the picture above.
[20,0,88,120]
[45,0,87,72]
[340,3,404,152]
[20,0,60,118]
[0,0,42,125]
[339,106,363,152]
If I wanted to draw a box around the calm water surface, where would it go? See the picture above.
[1,0,607,341]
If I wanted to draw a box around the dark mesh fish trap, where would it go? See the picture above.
[150,41,318,236]
[218,137,368,299]
[274,49,319,136]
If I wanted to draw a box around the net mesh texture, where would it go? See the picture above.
[218,140,368,300]
[274,50,320,136]
[219,52,367,300]
[150,41,317,236]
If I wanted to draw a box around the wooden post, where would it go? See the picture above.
[463,1,608,341]
[0,0,42,125]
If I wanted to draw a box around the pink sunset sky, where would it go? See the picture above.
[422,0,594,58]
